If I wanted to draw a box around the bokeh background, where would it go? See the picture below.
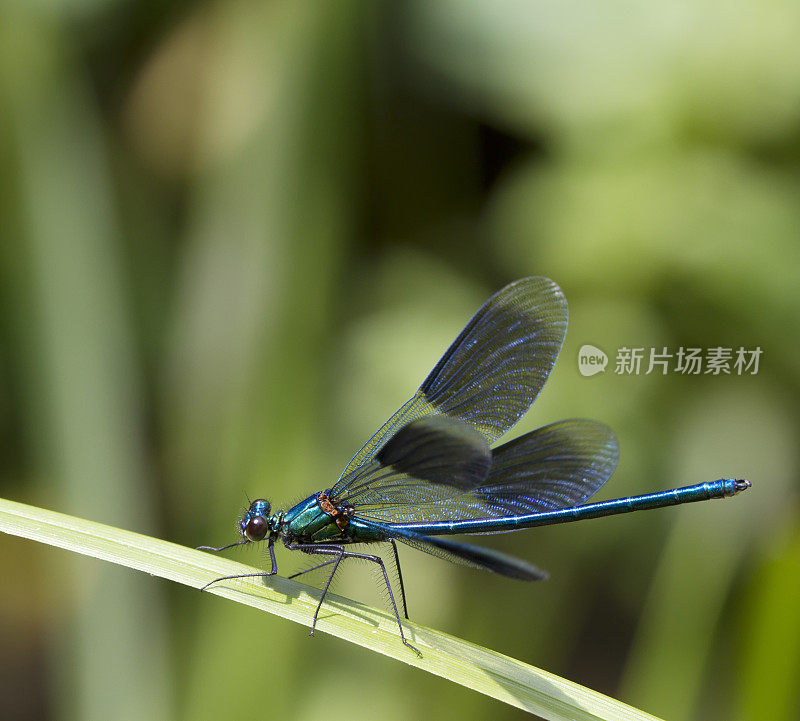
[1,2,799,720]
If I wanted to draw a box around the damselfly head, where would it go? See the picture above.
[239,498,272,542]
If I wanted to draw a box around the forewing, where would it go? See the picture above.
[347,419,618,526]
[338,277,568,480]
[331,416,491,514]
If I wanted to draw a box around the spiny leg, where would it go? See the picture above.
[389,539,409,620]
[284,544,346,635]
[196,540,249,552]
[347,549,420,656]
[199,534,278,591]
[290,543,408,619]
[287,559,338,580]
[315,550,345,632]
[285,543,421,656]
[199,570,275,592]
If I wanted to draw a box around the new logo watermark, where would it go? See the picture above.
[578,345,608,377]
[578,345,762,376]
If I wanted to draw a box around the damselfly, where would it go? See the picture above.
[199,277,750,655]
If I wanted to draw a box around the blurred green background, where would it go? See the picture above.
[1,1,799,720]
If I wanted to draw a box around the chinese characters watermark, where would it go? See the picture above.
[578,345,762,377]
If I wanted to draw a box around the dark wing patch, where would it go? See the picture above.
[331,416,491,514]
[375,416,491,487]
[344,419,618,527]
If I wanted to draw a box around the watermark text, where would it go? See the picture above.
[578,345,762,377]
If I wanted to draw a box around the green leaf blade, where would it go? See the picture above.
[0,497,662,721]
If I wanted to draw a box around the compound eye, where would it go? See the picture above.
[244,515,269,542]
